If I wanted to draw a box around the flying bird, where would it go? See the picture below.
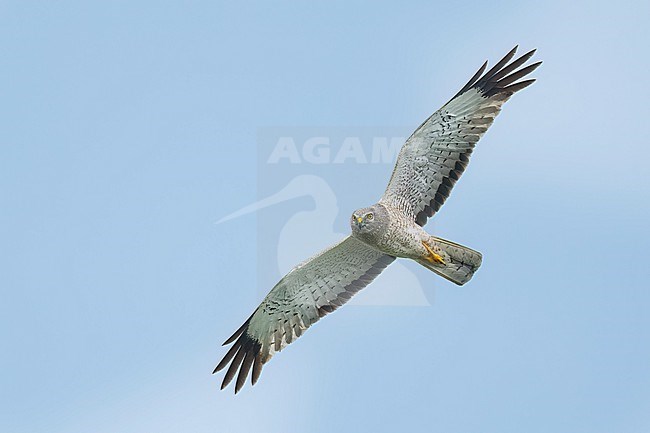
[214,46,541,393]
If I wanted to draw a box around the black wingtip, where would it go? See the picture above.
[221,344,246,390]
[222,330,241,346]
[501,78,536,93]
[452,46,541,100]
[453,60,488,99]
[235,350,256,394]
[481,48,541,98]
[481,46,519,82]
[215,324,264,393]
[213,340,241,374]
[251,353,263,386]
[496,61,542,88]
[222,312,255,346]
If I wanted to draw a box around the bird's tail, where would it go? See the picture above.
[415,237,482,286]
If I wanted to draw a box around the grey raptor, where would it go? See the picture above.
[215,46,541,393]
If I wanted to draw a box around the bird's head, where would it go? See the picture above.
[350,204,386,240]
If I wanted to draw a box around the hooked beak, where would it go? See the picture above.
[356,216,363,224]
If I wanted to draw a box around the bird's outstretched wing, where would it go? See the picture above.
[213,236,394,393]
[381,46,541,226]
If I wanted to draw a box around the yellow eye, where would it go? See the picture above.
[366,213,374,220]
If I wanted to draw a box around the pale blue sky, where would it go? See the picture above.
[2,1,649,432]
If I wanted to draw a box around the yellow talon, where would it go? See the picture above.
[422,241,446,265]
[432,253,446,265]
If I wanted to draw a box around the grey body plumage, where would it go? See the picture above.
[215,46,541,393]
[351,203,428,260]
